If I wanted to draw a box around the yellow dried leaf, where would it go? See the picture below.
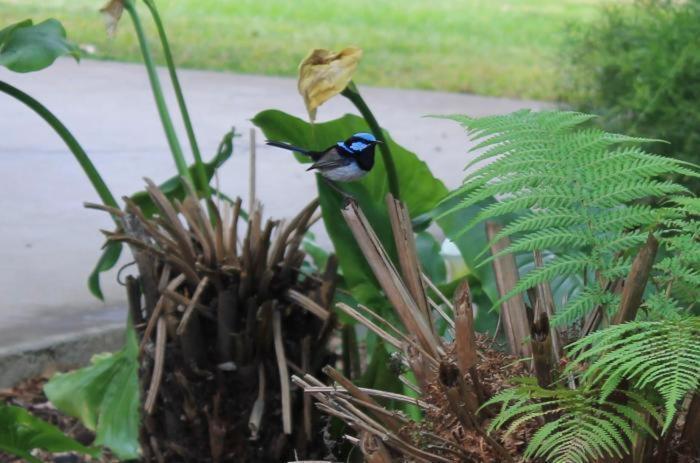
[100,0,124,37]
[298,47,362,121]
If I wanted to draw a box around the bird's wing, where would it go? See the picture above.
[306,148,352,171]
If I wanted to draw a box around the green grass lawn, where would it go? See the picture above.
[0,0,612,100]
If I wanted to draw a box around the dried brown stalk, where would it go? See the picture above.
[386,194,433,329]
[144,317,167,414]
[530,313,554,389]
[176,276,209,335]
[336,302,403,350]
[301,336,312,441]
[533,250,563,361]
[273,308,293,435]
[341,199,440,358]
[679,392,700,458]
[248,364,265,440]
[101,181,335,461]
[453,281,477,375]
[323,366,405,434]
[360,431,394,463]
[486,221,532,358]
[613,233,659,325]
[286,289,331,321]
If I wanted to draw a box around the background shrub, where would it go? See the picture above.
[559,0,700,192]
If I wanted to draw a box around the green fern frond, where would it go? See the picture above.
[597,232,650,255]
[481,228,590,267]
[440,109,697,322]
[484,377,656,463]
[639,294,685,320]
[568,317,700,432]
[489,209,585,242]
[654,199,700,304]
[551,286,617,327]
[499,254,591,307]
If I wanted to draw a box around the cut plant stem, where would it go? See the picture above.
[386,194,432,327]
[533,250,563,362]
[341,200,440,358]
[273,309,293,434]
[486,221,532,358]
[144,316,167,414]
[123,0,193,184]
[613,233,659,325]
[248,364,266,440]
[530,313,554,388]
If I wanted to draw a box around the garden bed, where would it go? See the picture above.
[1,377,117,463]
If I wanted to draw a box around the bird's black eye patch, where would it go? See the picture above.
[336,142,353,154]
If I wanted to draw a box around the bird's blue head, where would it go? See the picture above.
[337,132,380,154]
[334,133,379,171]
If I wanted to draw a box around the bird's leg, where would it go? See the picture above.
[321,176,356,204]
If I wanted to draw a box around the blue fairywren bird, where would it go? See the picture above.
[266,132,380,182]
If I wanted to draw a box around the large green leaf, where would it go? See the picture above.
[0,19,80,73]
[434,196,500,305]
[416,231,446,285]
[0,403,99,463]
[44,325,140,460]
[252,110,448,305]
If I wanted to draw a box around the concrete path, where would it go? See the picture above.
[0,58,549,351]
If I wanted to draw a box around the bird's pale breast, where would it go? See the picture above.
[321,162,367,182]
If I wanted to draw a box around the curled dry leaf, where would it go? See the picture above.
[297,47,362,121]
[100,0,124,37]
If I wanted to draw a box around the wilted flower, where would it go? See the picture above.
[298,47,362,121]
[100,0,124,37]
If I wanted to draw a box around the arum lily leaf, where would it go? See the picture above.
[0,403,99,462]
[0,19,80,73]
[44,325,139,460]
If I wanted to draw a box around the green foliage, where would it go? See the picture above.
[484,377,660,463]
[252,110,448,308]
[44,326,140,460]
[437,110,696,326]
[0,0,610,100]
[0,403,98,463]
[560,0,700,191]
[568,316,700,432]
[0,18,79,72]
[415,231,446,284]
[653,196,700,308]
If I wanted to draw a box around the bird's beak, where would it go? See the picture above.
[374,140,383,145]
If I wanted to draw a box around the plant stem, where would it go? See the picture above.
[123,0,193,185]
[341,82,400,199]
[142,0,210,198]
[0,80,119,219]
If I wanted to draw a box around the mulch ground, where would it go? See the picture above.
[0,376,118,463]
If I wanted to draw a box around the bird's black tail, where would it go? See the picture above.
[266,140,311,156]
